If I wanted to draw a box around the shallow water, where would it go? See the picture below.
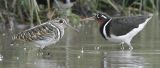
[0,14,160,68]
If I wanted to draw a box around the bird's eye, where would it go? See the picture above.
[96,13,102,19]
[98,14,101,17]
[96,13,107,19]
[59,19,64,23]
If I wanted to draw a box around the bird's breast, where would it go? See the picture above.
[99,20,112,39]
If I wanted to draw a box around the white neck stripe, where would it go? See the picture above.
[103,18,112,39]
[102,15,107,19]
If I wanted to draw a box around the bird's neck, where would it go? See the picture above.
[98,18,111,27]
[99,19,112,38]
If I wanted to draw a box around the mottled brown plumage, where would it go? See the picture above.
[12,18,70,49]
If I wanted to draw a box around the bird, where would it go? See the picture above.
[12,18,76,49]
[93,13,153,50]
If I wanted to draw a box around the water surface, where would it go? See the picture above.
[0,14,159,68]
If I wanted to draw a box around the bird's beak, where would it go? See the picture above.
[66,23,79,32]
[63,18,79,32]
[80,16,95,21]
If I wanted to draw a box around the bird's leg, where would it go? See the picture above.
[37,47,44,55]
[126,42,133,51]
[34,44,45,56]
[128,45,133,51]
[120,42,125,50]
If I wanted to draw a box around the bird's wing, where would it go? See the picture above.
[13,23,60,42]
[110,16,150,36]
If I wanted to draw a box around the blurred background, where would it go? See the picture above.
[0,0,160,68]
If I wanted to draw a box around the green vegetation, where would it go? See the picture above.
[0,0,159,25]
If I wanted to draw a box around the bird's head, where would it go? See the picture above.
[52,18,79,31]
[80,13,111,25]
[95,13,111,25]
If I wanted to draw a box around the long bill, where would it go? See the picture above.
[66,23,79,32]
[80,16,95,22]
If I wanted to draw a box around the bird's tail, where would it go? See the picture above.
[141,11,153,18]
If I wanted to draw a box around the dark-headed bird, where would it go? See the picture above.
[87,13,153,50]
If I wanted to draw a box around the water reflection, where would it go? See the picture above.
[0,13,159,68]
[33,59,65,68]
[104,51,144,68]
[42,48,102,68]
[0,54,3,61]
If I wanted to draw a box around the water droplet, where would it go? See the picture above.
[10,43,14,46]
[16,57,19,60]
[77,56,81,59]
[24,48,27,51]
[95,46,100,50]
[0,59,3,61]
[77,24,82,28]
[0,54,3,61]
[81,48,84,53]
[97,47,100,50]
[2,33,5,36]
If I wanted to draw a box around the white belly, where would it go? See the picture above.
[34,37,59,49]
[106,17,152,44]
[106,34,124,43]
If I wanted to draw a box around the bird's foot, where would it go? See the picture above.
[120,46,124,50]
[120,42,125,50]
[129,47,133,51]
[37,48,44,56]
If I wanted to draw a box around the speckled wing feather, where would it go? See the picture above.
[12,22,60,42]
[110,15,150,36]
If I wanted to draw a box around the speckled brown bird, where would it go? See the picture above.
[12,18,75,49]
